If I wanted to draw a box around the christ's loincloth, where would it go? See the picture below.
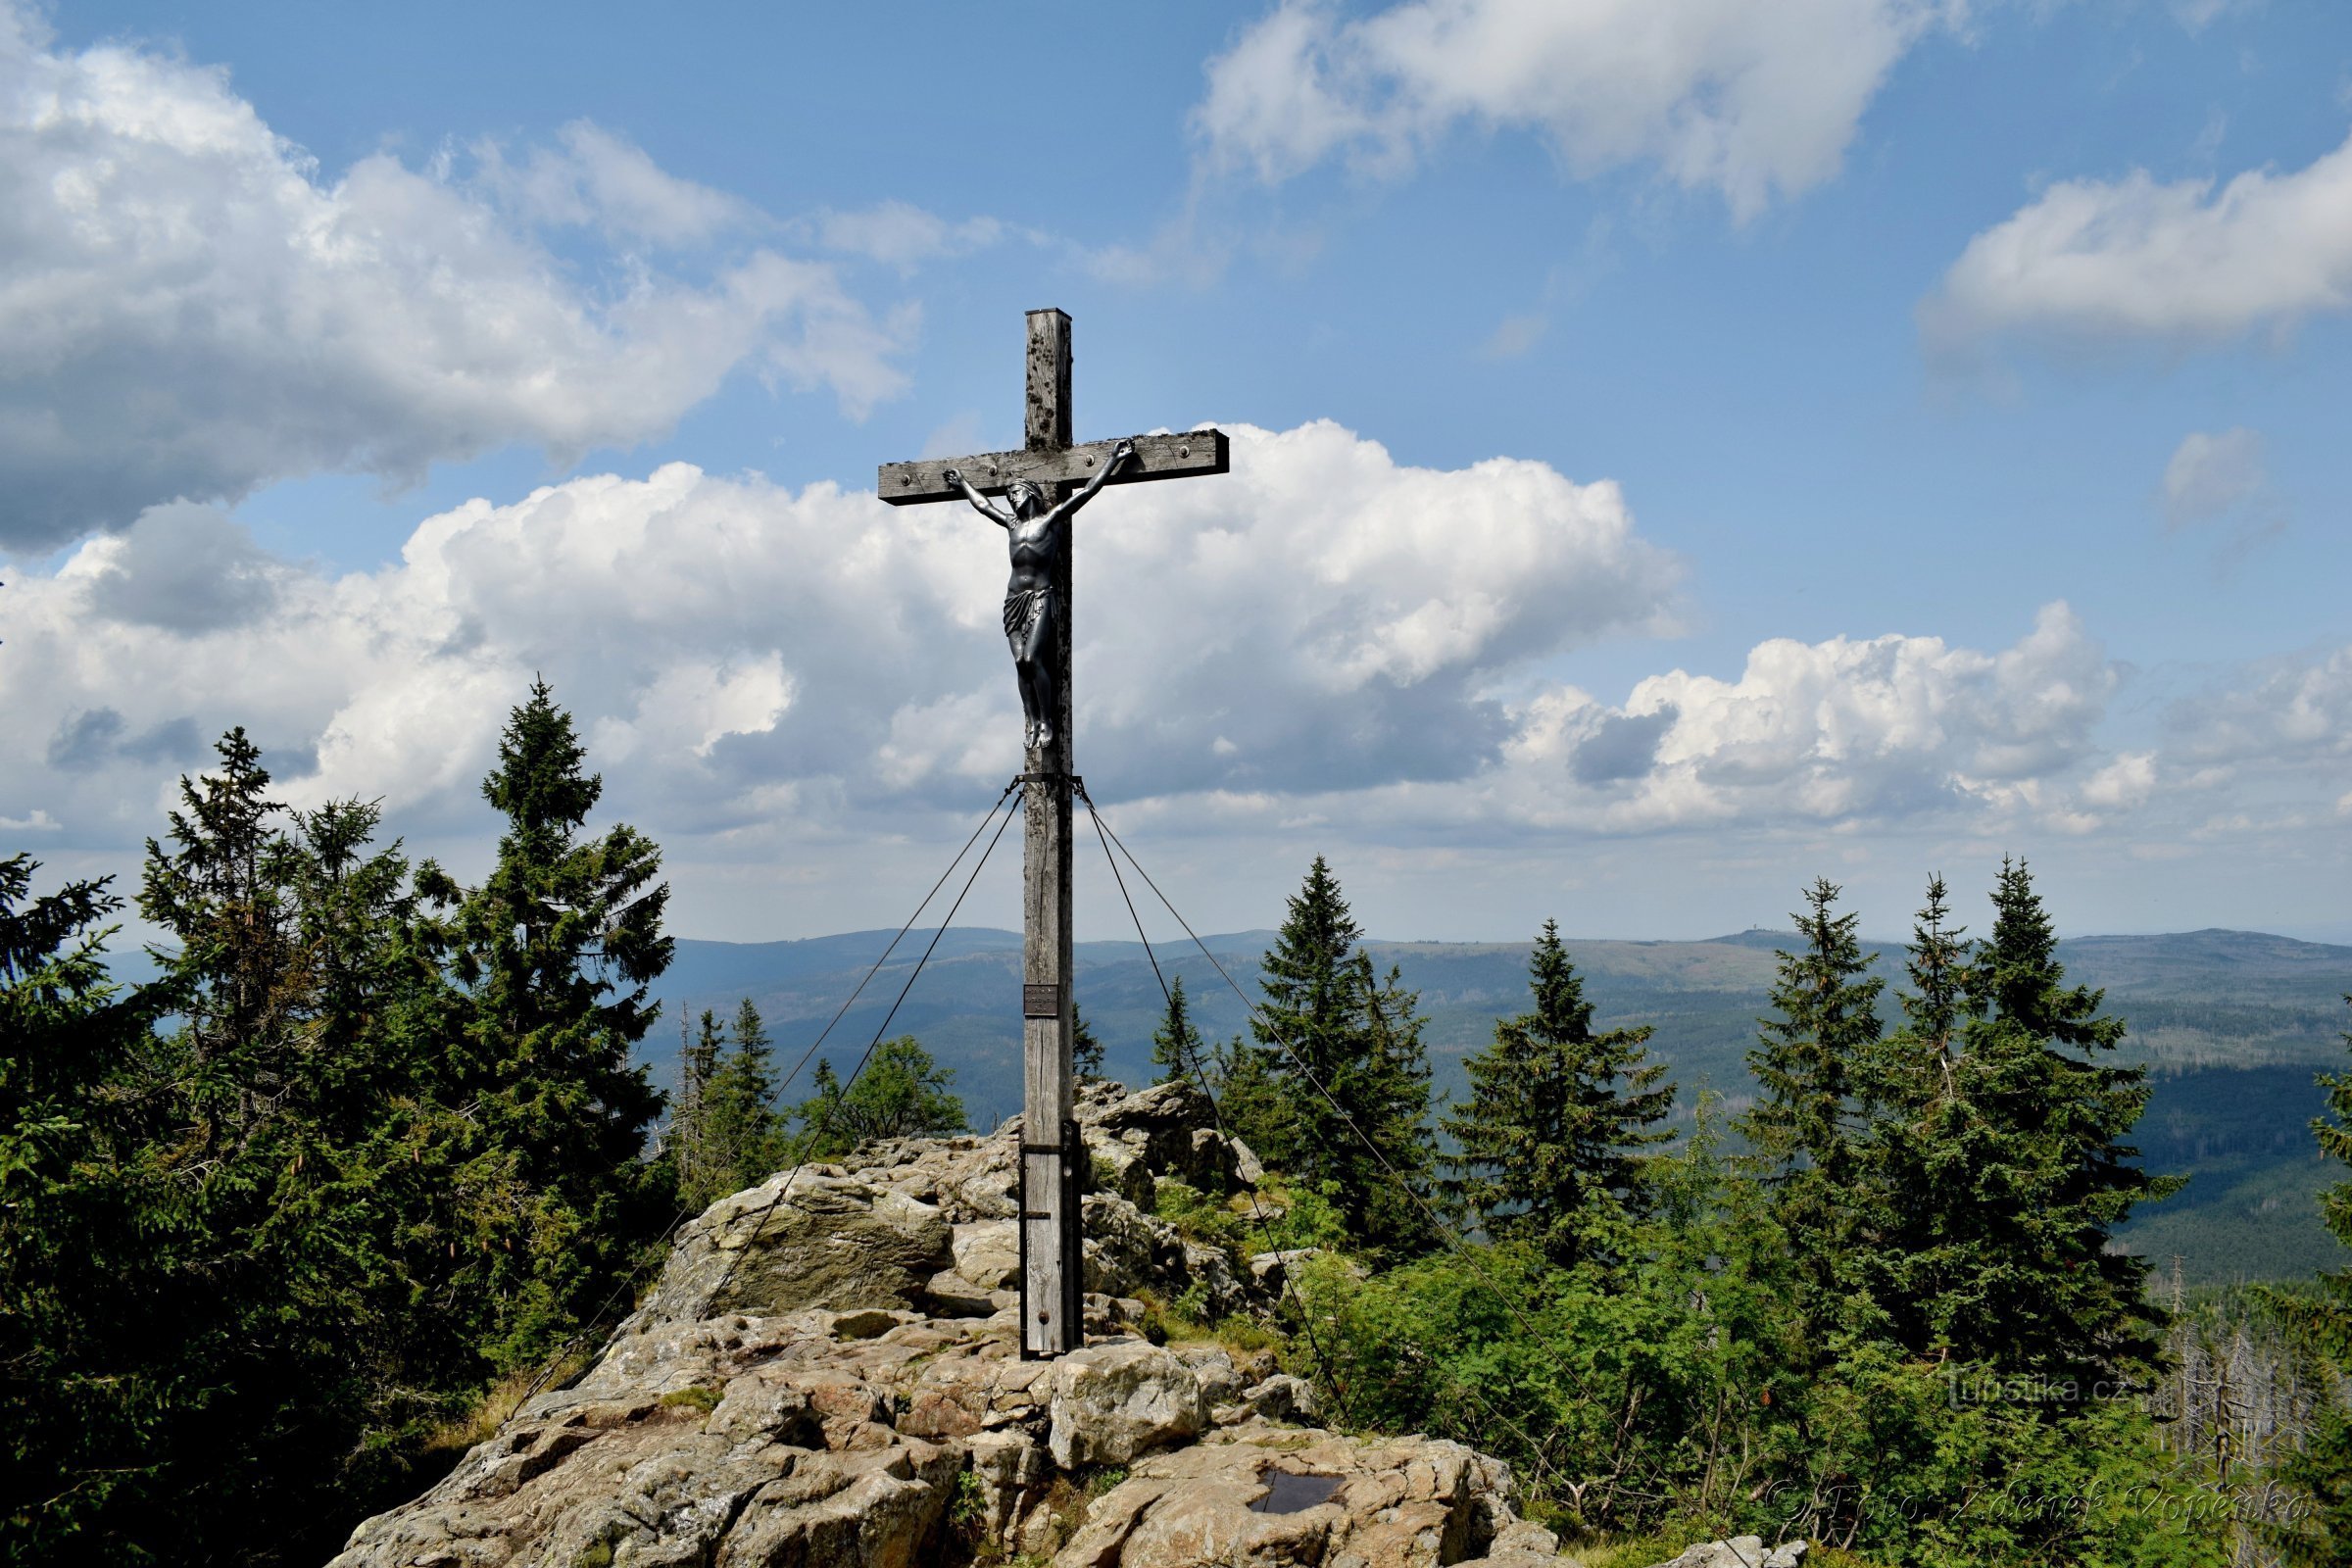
[1003,586,1051,652]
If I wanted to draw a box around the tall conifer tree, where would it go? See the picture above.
[1150,974,1205,1085]
[670,1010,721,1206]
[1250,856,1361,1174]
[139,728,302,1149]
[1348,950,1437,1258]
[1740,877,1884,1319]
[1852,875,1975,1354]
[1441,920,1674,1268]
[1936,858,2177,1382]
[1743,878,1884,1182]
[114,738,468,1560]
[671,1009,729,1208]
[1,858,180,1562]
[699,1000,786,1200]
[1249,858,1435,1258]
[419,679,671,1366]
[133,738,364,1548]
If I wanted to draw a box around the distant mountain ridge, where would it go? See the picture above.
[653,922,2350,1095]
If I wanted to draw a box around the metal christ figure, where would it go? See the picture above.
[944,437,1135,750]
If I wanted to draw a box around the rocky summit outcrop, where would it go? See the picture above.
[330,1080,1565,1568]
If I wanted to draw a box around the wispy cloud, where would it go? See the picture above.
[2161,427,2266,531]
[1193,0,1956,220]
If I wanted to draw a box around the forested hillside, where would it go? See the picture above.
[654,923,2352,1283]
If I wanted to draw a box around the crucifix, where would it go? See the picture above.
[880,309,1228,1357]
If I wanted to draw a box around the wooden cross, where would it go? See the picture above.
[880,309,1228,1357]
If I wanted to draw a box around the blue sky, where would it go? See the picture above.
[3,0,2348,945]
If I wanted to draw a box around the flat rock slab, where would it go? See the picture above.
[1646,1538,1806,1568]
[1052,1426,1546,1568]
[634,1178,953,1324]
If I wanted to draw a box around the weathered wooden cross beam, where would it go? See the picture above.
[879,309,1227,1358]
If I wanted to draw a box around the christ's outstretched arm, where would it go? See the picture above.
[944,467,1014,527]
[1052,438,1136,521]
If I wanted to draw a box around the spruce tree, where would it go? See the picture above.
[112,740,469,1561]
[1853,874,1975,1355]
[0,858,180,1561]
[1743,877,1884,1180]
[269,796,485,1454]
[138,727,303,1152]
[699,1000,786,1200]
[671,1009,728,1207]
[1441,920,1674,1269]
[1348,950,1438,1258]
[1250,856,1363,1176]
[1937,858,2177,1383]
[418,678,671,1366]
[670,1010,721,1207]
[1150,974,1205,1085]
[1244,858,1437,1256]
[132,738,363,1551]
[1740,877,1883,1318]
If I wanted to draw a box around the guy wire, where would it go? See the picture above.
[1076,784,1356,1429]
[697,782,1025,1311]
[507,778,1024,1417]
[1076,787,1584,1497]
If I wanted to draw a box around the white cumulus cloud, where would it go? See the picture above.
[15,449,2340,935]
[1194,0,1953,219]
[1490,602,2121,832]
[0,422,1680,854]
[1926,126,2352,347]
[0,3,913,553]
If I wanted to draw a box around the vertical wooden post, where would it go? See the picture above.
[1019,308,1081,1357]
